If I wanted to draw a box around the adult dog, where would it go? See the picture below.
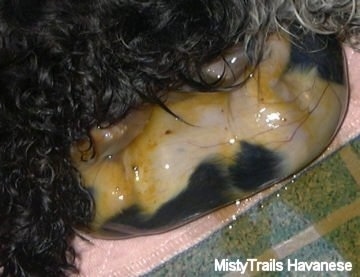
[0,0,359,276]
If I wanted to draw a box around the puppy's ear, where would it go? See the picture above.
[1,0,46,26]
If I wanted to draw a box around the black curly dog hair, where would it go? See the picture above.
[0,0,358,276]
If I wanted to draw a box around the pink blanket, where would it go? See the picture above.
[74,47,360,277]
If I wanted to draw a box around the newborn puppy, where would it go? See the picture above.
[71,32,348,238]
[0,0,358,276]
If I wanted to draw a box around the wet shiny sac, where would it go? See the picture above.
[71,33,348,238]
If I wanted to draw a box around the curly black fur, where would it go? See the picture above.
[0,0,358,276]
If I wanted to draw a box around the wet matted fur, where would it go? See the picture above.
[0,0,359,276]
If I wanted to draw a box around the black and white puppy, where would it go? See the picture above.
[0,0,358,276]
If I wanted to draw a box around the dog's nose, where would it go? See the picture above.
[71,107,152,163]
[91,107,153,160]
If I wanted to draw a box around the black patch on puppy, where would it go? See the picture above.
[289,31,344,84]
[102,161,231,230]
[229,141,283,190]
[102,141,282,232]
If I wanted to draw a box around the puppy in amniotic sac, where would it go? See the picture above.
[0,1,359,276]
